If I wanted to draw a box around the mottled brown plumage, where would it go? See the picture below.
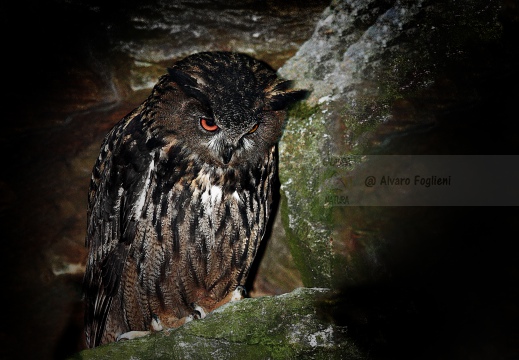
[83,51,307,347]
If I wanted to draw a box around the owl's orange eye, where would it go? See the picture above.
[248,123,259,134]
[200,117,219,132]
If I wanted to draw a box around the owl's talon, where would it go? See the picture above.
[231,285,248,301]
[191,303,207,319]
[116,314,163,342]
[184,314,196,323]
[116,330,150,342]
[151,313,163,331]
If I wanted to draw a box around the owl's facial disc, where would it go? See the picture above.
[202,119,259,166]
[204,135,236,166]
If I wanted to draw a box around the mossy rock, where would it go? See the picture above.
[70,288,363,360]
[276,0,503,290]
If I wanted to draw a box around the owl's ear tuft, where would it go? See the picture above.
[167,68,211,109]
[265,86,310,111]
[168,67,197,87]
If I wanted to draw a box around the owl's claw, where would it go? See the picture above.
[116,313,163,342]
[191,303,207,319]
[117,330,151,342]
[151,313,164,331]
[231,285,248,301]
[184,314,197,323]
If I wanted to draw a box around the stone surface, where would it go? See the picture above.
[69,288,363,360]
[277,0,509,288]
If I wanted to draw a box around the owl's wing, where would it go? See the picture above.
[83,108,155,347]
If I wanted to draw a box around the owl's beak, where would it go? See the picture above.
[222,145,234,164]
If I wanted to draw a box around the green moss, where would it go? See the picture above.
[280,194,331,288]
[286,101,321,120]
[279,102,338,288]
[71,288,364,360]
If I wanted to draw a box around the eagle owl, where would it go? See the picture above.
[83,51,307,348]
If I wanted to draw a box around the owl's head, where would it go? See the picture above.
[152,52,307,168]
